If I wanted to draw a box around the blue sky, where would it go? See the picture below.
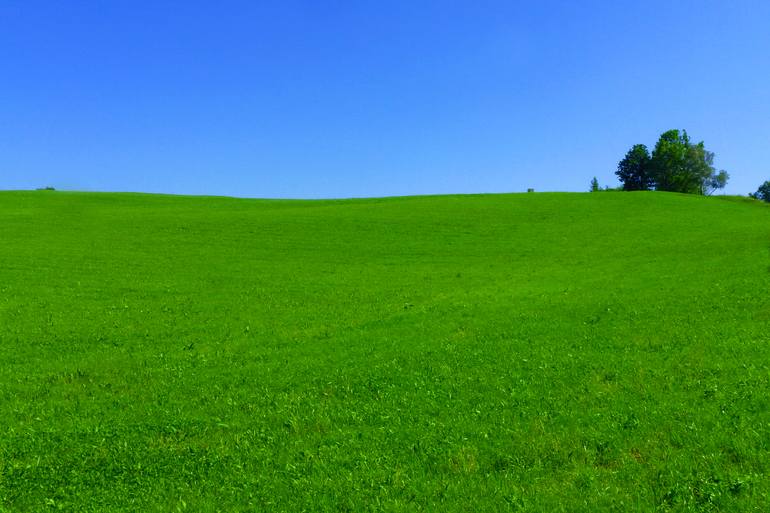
[2,1,769,198]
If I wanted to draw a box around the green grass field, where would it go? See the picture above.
[1,190,768,512]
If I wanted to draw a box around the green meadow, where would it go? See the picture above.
[1,190,768,512]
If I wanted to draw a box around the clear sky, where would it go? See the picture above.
[2,1,769,198]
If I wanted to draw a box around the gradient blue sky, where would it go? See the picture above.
[2,1,769,198]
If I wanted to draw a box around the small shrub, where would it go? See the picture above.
[750,180,770,202]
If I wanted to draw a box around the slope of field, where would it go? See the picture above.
[0,191,768,511]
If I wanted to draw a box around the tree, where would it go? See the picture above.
[590,177,600,192]
[704,170,729,195]
[750,180,770,202]
[616,144,652,191]
[650,130,697,193]
[649,129,727,194]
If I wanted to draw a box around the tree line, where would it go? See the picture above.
[610,129,729,195]
[590,130,770,202]
[591,129,770,202]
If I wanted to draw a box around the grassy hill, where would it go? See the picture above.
[1,190,768,511]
